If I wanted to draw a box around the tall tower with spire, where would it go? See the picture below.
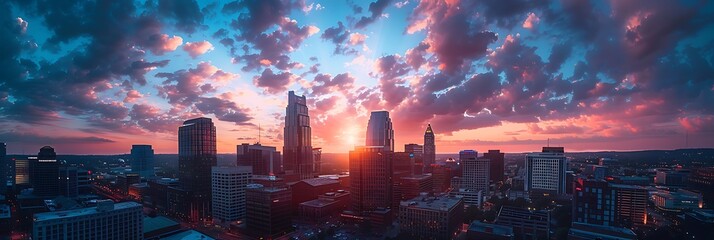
[366,111,394,151]
[423,124,436,173]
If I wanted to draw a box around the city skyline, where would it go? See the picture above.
[1,1,714,155]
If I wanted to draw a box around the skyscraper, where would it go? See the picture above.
[404,144,423,155]
[349,146,393,212]
[237,143,281,175]
[283,91,314,180]
[312,147,322,174]
[525,147,568,195]
[130,145,155,178]
[0,142,5,193]
[15,158,30,186]
[32,146,60,197]
[246,183,293,238]
[366,111,395,152]
[178,117,217,221]
[423,124,436,172]
[212,166,252,226]
[461,154,490,206]
[483,150,505,183]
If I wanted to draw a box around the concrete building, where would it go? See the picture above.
[525,147,568,195]
[655,168,690,186]
[393,174,433,211]
[236,143,281,175]
[211,166,252,226]
[130,145,155,178]
[484,150,505,183]
[652,189,703,212]
[568,222,637,240]
[610,184,648,226]
[298,190,350,221]
[404,144,423,155]
[460,155,490,206]
[289,178,341,212]
[398,194,464,240]
[495,206,551,240]
[467,221,515,240]
[33,201,143,240]
[246,184,292,238]
[573,179,615,226]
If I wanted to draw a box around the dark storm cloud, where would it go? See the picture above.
[156,0,205,33]
[253,68,296,94]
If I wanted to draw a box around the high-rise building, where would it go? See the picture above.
[404,144,423,155]
[32,146,61,197]
[283,91,314,180]
[423,124,436,173]
[349,146,393,212]
[15,158,30,186]
[461,155,490,206]
[484,150,505,183]
[130,145,155,178]
[525,147,568,195]
[212,166,252,226]
[58,167,78,197]
[459,150,477,162]
[33,201,143,240]
[366,111,394,152]
[0,142,6,193]
[237,143,281,175]
[312,148,322,174]
[394,175,433,210]
[398,195,464,239]
[178,117,217,222]
[496,206,551,240]
[246,183,292,238]
[573,179,615,226]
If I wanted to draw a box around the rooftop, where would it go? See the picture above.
[144,216,180,234]
[294,178,340,187]
[300,199,340,208]
[569,222,637,239]
[34,201,141,222]
[468,221,514,236]
[400,195,463,212]
[160,230,214,240]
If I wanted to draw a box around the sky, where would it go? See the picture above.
[1,0,713,155]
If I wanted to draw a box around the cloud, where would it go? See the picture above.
[144,34,183,55]
[348,32,368,45]
[522,12,540,29]
[0,131,115,144]
[156,0,205,33]
[183,40,214,58]
[253,68,296,94]
[123,90,143,103]
[355,0,392,28]
[16,17,28,34]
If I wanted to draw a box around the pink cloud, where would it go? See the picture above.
[348,32,367,45]
[522,12,540,29]
[123,90,143,103]
[146,34,183,55]
[183,41,214,58]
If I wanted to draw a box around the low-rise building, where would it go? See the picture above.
[466,221,514,240]
[33,201,143,240]
[398,194,464,240]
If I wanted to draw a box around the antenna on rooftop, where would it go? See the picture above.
[258,123,261,144]
[547,138,550,147]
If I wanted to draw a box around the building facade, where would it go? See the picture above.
[349,146,393,212]
[484,150,505,183]
[33,201,143,240]
[398,195,464,240]
[461,155,490,205]
[246,184,292,238]
[423,124,435,173]
[365,111,395,152]
[212,166,252,226]
[32,146,61,197]
[236,143,281,175]
[178,117,217,222]
[130,145,154,178]
[525,147,568,195]
[283,91,314,180]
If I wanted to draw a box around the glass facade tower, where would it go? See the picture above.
[130,145,154,178]
[283,91,313,180]
[178,117,217,221]
[365,111,394,151]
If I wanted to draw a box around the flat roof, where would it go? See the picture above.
[300,199,340,208]
[400,195,463,212]
[294,178,340,187]
[160,230,214,240]
[468,221,514,236]
[144,216,180,233]
[34,201,141,222]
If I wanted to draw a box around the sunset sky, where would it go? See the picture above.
[1,0,713,154]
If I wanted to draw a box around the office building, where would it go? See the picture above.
[15,158,30,186]
[460,155,490,206]
[32,146,61,197]
[404,144,423,155]
[573,179,615,226]
[147,178,180,212]
[690,167,714,187]
[432,164,455,193]
[246,184,292,238]
[495,206,551,240]
[298,190,350,221]
[366,111,395,152]
[58,167,78,197]
[423,124,435,172]
[77,168,92,194]
[610,184,648,226]
[459,150,477,162]
[394,174,433,210]
[0,143,5,193]
[117,173,141,195]
[237,143,281,175]
[349,146,393,212]
[525,147,567,195]
[398,194,464,239]
[0,204,9,236]
[484,150,505,183]
[178,117,217,222]
[33,201,143,240]
[655,168,690,186]
[212,166,252,226]
[467,221,515,240]
[130,145,155,178]
[652,189,703,211]
[567,222,637,240]
[313,147,322,174]
[289,178,341,212]
[283,91,314,180]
